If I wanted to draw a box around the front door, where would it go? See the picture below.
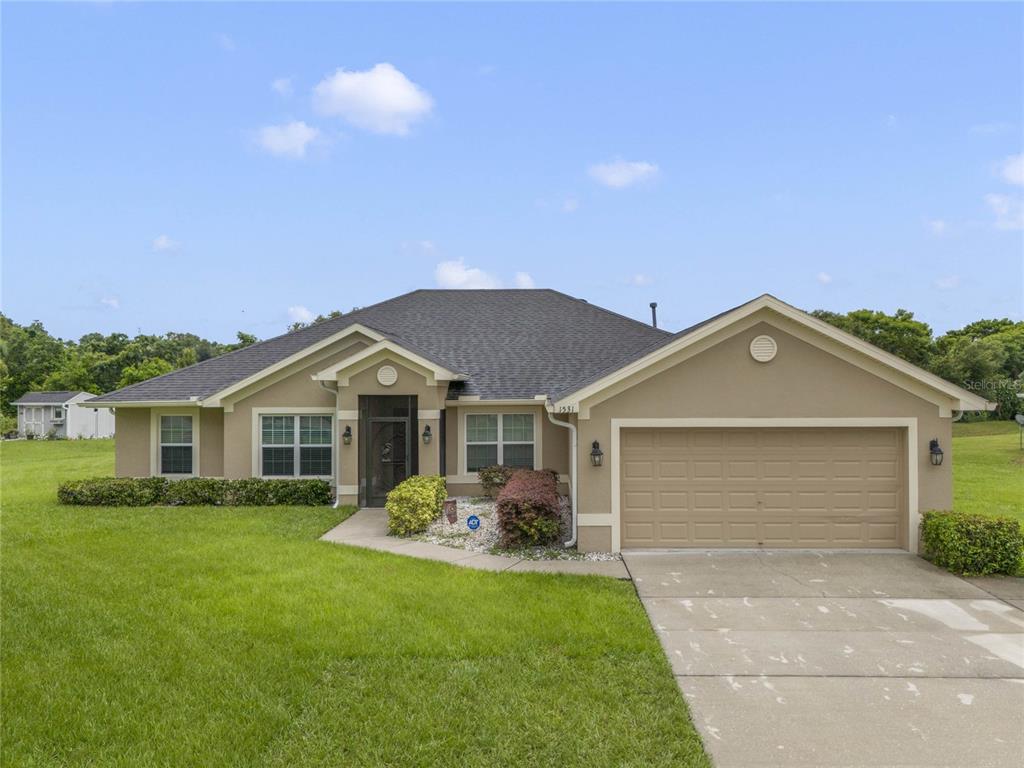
[360,395,418,507]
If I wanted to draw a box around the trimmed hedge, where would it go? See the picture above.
[496,469,561,549]
[57,476,332,507]
[385,475,447,536]
[921,510,1024,576]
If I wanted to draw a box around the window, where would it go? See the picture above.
[160,415,193,475]
[53,406,64,420]
[465,413,535,472]
[260,414,333,477]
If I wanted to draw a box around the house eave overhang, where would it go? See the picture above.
[553,294,994,417]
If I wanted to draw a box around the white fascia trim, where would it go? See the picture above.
[555,295,991,413]
[445,397,548,407]
[150,407,201,478]
[201,324,386,408]
[607,417,919,554]
[312,340,464,385]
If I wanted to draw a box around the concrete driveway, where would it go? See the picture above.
[623,551,1024,768]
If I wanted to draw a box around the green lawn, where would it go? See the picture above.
[953,420,1024,524]
[1,440,708,768]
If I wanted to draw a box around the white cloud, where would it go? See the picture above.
[287,305,314,324]
[926,219,947,235]
[629,273,652,286]
[816,272,833,285]
[934,275,961,291]
[562,197,580,213]
[434,259,501,289]
[985,193,1024,230]
[971,121,1012,135]
[313,63,433,136]
[514,272,536,289]
[271,77,293,97]
[152,234,178,251]
[218,33,236,52]
[1000,154,1024,186]
[256,121,320,158]
[100,296,120,310]
[588,159,659,189]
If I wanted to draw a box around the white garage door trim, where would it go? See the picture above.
[608,417,919,553]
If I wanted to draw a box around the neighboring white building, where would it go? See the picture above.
[12,391,115,439]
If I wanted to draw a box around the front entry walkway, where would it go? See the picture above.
[321,508,629,578]
[624,550,1024,768]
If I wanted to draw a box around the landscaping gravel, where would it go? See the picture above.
[415,496,621,562]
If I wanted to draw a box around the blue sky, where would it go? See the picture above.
[3,2,1022,342]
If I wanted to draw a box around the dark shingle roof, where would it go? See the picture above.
[12,391,91,405]
[90,289,674,403]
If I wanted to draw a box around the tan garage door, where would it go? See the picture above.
[620,427,904,549]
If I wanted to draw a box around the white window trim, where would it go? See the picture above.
[52,406,65,420]
[150,408,201,478]
[250,407,335,481]
[461,411,539,475]
[603,417,919,554]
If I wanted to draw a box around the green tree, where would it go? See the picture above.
[811,308,933,368]
[116,358,175,389]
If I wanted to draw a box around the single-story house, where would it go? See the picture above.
[12,391,115,439]
[85,290,990,553]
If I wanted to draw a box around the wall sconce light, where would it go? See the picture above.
[422,425,432,444]
[929,438,943,466]
[342,425,353,445]
[590,440,604,467]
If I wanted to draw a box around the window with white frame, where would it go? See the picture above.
[465,413,535,471]
[260,415,332,477]
[53,406,64,420]
[160,415,194,475]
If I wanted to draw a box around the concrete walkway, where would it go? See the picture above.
[624,550,1024,768]
[320,508,629,578]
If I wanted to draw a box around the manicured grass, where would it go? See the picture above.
[952,421,1024,524]
[1,440,708,767]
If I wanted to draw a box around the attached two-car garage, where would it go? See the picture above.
[619,426,906,549]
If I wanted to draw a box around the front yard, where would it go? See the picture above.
[1,440,708,767]
[952,420,1024,524]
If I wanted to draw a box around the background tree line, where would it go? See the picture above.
[0,313,256,418]
[2,306,1022,422]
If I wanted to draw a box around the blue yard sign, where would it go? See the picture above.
[466,515,481,531]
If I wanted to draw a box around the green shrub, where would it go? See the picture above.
[58,477,168,506]
[57,477,331,507]
[496,470,561,549]
[477,465,515,497]
[386,475,447,536]
[165,477,228,506]
[921,510,1024,576]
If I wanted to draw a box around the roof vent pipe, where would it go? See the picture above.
[649,302,658,328]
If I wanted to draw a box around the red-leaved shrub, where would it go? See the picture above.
[496,469,561,548]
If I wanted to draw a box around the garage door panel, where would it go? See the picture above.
[620,427,903,549]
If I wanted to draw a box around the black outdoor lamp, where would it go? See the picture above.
[422,425,432,444]
[342,425,353,445]
[590,440,604,467]
[929,438,944,466]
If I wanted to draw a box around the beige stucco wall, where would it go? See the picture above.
[114,408,150,477]
[574,315,954,552]
[222,337,370,480]
[200,409,224,477]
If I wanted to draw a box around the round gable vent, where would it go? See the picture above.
[376,365,398,386]
[749,335,778,363]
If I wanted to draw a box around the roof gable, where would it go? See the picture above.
[554,294,992,415]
